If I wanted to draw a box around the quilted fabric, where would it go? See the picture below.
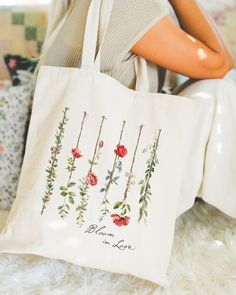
[0,77,33,209]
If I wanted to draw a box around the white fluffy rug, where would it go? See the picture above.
[1,200,236,295]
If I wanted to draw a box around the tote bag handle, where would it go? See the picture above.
[81,0,150,92]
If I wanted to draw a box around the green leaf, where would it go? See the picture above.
[60,191,68,196]
[59,186,67,190]
[113,201,122,209]
[146,190,152,196]
[68,182,76,187]
[139,196,144,203]
[69,191,76,197]
[140,185,145,195]
[127,204,131,212]
[69,196,74,204]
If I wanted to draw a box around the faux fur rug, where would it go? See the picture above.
[0,200,236,295]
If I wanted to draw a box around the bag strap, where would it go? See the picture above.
[81,0,150,92]
[94,0,114,71]
[81,0,112,71]
[134,56,150,92]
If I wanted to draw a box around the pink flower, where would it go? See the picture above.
[8,58,17,68]
[99,140,104,148]
[111,214,130,227]
[71,148,82,158]
[0,145,5,153]
[86,172,98,186]
[51,146,59,154]
[114,144,127,158]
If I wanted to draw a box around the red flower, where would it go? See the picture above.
[8,58,17,68]
[111,214,130,227]
[86,172,98,186]
[71,148,82,158]
[99,140,104,148]
[114,144,127,158]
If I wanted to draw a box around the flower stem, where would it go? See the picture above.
[99,121,126,221]
[89,115,106,172]
[68,111,87,180]
[105,121,126,195]
[123,124,143,202]
[138,129,162,223]
[58,112,87,219]
[41,107,69,215]
[76,115,106,226]
[143,129,161,194]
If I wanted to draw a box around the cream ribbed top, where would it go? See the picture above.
[42,0,170,92]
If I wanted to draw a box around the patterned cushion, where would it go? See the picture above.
[0,77,33,209]
[4,54,38,85]
[0,79,11,89]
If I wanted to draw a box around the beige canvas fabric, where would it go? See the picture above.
[0,0,212,287]
[41,0,170,93]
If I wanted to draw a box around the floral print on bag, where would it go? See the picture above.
[41,107,69,215]
[99,121,127,222]
[111,214,130,227]
[58,112,87,219]
[75,115,106,226]
[111,125,144,226]
[138,129,162,224]
[40,108,163,228]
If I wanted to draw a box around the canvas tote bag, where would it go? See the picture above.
[0,0,213,286]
